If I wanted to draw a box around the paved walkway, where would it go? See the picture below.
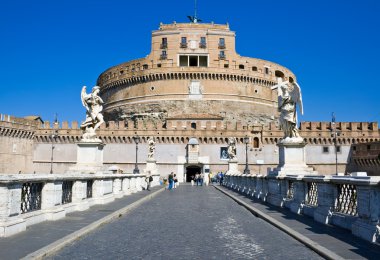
[0,186,163,260]
[49,185,322,260]
[216,185,380,260]
[1,184,379,259]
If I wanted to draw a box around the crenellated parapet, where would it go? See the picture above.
[33,119,380,147]
[0,115,38,140]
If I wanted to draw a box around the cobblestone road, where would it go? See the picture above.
[51,185,323,259]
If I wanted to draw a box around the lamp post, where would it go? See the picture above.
[133,135,141,174]
[243,136,250,174]
[331,113,340,175]
[50,116,59,174]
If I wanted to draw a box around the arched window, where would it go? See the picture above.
[253,137,259,148]
[191,122,196,129]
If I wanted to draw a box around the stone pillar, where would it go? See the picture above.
[113,178,123,198]
[130,178,137,193]
[0,183,26,237]
[135,177,143,191]
[92,179,115,204]
[72,180,89,211]
[122,178,131,195]
[352,185,380,243]
[41,181,66,220]
[314,181,336,225]
[267,178,287,207]
[288,180,306,214]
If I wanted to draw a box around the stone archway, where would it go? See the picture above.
[185,165,202,182]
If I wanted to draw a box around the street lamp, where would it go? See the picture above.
[243,136,250,174]
[133,135,141,174]
[331,113,341,175]
[50,116,59,174]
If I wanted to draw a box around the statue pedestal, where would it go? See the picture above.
[270,138,317,176]
[226,159,241,175]
[69,141,105,173]
[144,159,159,186]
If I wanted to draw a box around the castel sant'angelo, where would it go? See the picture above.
[1,20,379,179]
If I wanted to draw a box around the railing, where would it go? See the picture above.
[0,172,158,237]
[180,42,187,48]
[62,181,73,204]
[287,181,294,199]
[160,54,167,60]
[87,180,93,198]
[199,42,206,48]
[219,54,226,60]
[21,182,43,213]
[160,43,167,49]
[222,173,380,244]
[305,182,318,206]
[335,183,357,216]
[218,43,226,49]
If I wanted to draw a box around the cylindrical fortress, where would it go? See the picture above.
[97,22,296,124]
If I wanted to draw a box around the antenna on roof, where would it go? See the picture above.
[187,0,202,23]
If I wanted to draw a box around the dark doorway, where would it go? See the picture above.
[186,166,201,182]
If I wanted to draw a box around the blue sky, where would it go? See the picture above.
[0,0,379,124]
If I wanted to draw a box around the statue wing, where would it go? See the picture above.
[81,86,89,111]
[291,82,303,115]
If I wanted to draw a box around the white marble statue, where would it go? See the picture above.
[80,86,105,141]
[147,137,156,159]
[227,137,237,160]
[272,79,303,141]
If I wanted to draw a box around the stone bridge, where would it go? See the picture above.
[0,173,380,259]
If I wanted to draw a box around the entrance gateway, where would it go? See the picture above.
[185,165,202,182]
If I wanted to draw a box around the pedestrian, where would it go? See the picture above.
[195,173,200,186]
[146,173,153,191]
[168,172,174,190]
[219,172,224,185]
[174,174,178,189]
[163,177,168,190]
[190,175,195,186]
[200,172,204,186]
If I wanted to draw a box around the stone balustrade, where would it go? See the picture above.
[0,172,159,237]
[223,173,380,243]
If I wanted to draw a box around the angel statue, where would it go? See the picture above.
[80,86,105,140]
[227,137,237,160]
[271,78,303,140]
[147,137,156,159]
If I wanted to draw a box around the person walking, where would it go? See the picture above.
[146,173,153,191]
[195,173,200,186]
[174,174,178,189]
[168,172,174,190]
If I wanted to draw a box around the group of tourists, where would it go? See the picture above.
[161,172,178,190]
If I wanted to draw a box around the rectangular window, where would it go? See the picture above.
[181,37,187,48]
[336,146,341,153]
[179,55,208,67]
[265,67,269,74]
[179,55,188,66]
[160,50,167,60]
[219,38,225,49]
[322,147,329,153]
[219,51,225,59]
[161,38,167,49]
[189,56,198,66]
[200,37,206,48]
[199,56,207,67]
[224,64,229,68]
